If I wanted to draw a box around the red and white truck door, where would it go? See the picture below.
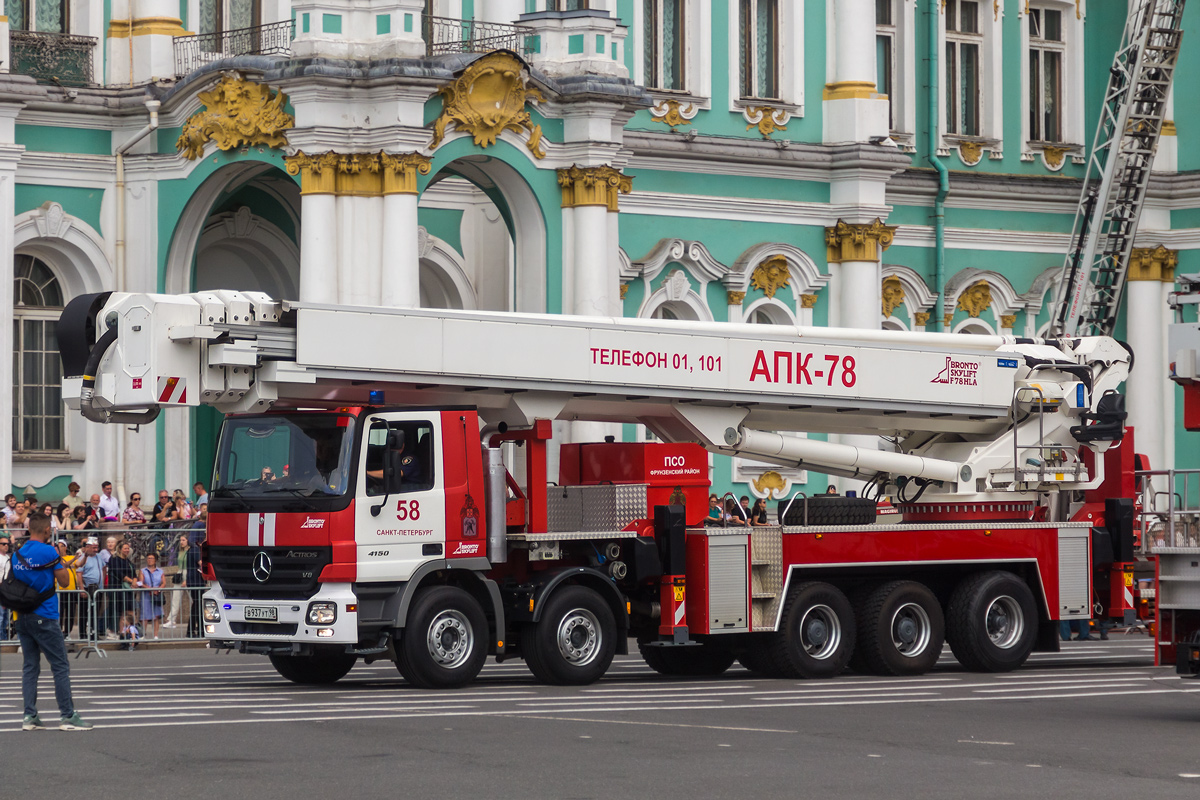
[355,412,446,581]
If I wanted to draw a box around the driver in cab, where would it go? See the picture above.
[367,432,422,489]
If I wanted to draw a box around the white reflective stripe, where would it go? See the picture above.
[674,601,686,625]
[1124,587,1134,607]
[247,515,257,547]
[263,513,276,547]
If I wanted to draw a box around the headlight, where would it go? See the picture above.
[203,599,221,622]
[307,602,337,625]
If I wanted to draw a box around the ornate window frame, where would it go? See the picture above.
[726,0,804,116]
[939,0,1004,162]
[729,243,829,326]
[633,0,710,110]
[1019,0,1086,169]
[943,268,1021,334]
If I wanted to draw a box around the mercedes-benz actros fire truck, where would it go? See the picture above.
[57,291,1139,687]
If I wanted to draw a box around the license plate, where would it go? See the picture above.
[244,606,278,622]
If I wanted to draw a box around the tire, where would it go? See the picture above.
[777,496,876,527]
[639,640,735,677]
[396,586,489,689]
[269,648,357,685]
[855,580,945,676]
[524,586,617,685]
[737,639,790,678]
[945,571,1037,673]
[769,582,856,679]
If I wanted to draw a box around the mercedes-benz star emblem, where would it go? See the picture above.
[252,551,273,583]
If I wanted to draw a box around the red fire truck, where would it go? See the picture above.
[58,291,1140,688]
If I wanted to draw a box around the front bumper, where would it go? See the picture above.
[203,582,360,646]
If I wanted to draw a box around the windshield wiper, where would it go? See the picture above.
[261,486,321,510]
[211,485,251,510]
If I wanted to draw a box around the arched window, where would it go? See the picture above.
[652,302,698,321]
[13,254,65,452]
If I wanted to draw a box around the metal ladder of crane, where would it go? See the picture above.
[1052,0,1185,338]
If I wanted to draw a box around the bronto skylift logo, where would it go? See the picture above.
[931,356,980,387]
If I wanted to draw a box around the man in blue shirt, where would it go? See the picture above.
[11,515,92,731]
[74,536,103,642]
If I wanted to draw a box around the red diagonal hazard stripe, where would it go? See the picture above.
[158,377,179,403]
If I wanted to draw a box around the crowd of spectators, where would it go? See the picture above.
[0,481,209,646]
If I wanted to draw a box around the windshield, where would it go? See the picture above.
[212,414,356,501]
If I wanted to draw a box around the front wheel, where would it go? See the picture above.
[269,648,357,685]
[945,571,1037,673]
[397,586,489,689]
[525,586,617,685]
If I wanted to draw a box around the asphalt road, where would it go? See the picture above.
[1,637,1198,799]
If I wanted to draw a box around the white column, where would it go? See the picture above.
[572,204,612,317]
[299,193,337,303]
[480,0,525,24]
[1127,280,1164,470]
[838,260,881,330]
[381,192,420,308]
[128,0,188,83]
[824,0,889,143]
[0,140,21,496]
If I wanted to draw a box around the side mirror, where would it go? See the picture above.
[370,428,406,517]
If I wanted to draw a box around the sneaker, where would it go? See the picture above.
[60,713,93,731]
[153,635,159,640]
[104,632,118,641]
[162,622,177,629]
[22,715,46,731]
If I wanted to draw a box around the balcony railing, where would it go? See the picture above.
[9,30,97,87]
[424,15,535,57]
[173,19,295,78]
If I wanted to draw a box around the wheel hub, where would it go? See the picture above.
[556,608,601,666]
[985,595,1023,649]
[798,604,840,660]
[890,601,932,657]
[427,610,473,669]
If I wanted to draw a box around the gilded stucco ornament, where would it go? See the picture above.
[1000,314,1017,329]
[956,280,993,318]
[619,283,629,300]
[177,75,293,160]
[727,291,746,306]
[958,140,984,166]
[743,106,790,139]
[800,294,818,309]
[1042,145,1069,170]
[429,51,546,159]
[751,470,788,499]
[882,276,906,317]
[825,219,897,263]
[750,255,791,299]
[915,312,931,327]
[650,98,698,128]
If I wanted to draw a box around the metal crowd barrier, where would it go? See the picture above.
[0,525,209,657]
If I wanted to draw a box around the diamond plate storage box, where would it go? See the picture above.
[546,488,584,532]
[546,484,647,531]
[581,484,647,531]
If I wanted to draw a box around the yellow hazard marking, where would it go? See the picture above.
[1055,473,1064,481]
[1125,573,1134,586]
[673,586,685,602]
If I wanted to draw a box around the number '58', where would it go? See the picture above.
[396,500,421,521]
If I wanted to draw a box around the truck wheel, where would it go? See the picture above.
[769,582,856,678]
[525,586,616,685]
[269,648,357,685]
[738,639,789,677]
[855,580,945,676]
[946,571,1037,673]
[397,586,489,689]
[639,640,735,676]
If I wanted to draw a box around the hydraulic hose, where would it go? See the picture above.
[79,326,161,425]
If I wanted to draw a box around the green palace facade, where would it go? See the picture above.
[3,0,1197,506]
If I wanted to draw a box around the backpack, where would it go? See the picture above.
[0,548,60,614]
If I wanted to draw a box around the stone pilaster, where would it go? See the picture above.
[1127,245,1179,471]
